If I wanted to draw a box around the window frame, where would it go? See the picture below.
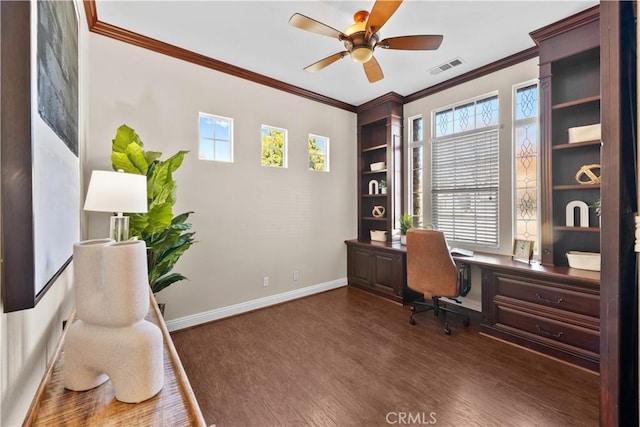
[512,79,540,255]
[308,133,330,172]
[430,92,500,248]
[260,124,288,168]
[407,114,424,228]
[198,112,234,163]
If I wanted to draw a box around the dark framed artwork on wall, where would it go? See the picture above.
[1,0,80,312]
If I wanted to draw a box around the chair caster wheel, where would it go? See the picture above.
[444,328,451,335]
[463,318,470,327]
[409,317,416,325]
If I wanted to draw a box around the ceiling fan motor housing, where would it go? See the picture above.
[341,31,379,63]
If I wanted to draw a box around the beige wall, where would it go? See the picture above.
[85,34,358,321]
[403,57,539,311]
[0,2,88,425]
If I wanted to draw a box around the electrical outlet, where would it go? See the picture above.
[263,276,269,287]
[293,270,300,281]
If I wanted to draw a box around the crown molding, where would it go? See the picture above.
[82,1,358,113]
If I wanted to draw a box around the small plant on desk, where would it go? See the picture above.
[400,213,414,245]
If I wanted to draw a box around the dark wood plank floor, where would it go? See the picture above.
[171,287,598,427]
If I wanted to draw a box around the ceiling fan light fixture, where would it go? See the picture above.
[345,10,369,36]
[351,46,373,63]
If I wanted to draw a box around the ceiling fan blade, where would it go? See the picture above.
[363,56,384,83]
[378,35,444,50]
[304,51,349,73]
[289,13,346,39]
[366,0,402,34]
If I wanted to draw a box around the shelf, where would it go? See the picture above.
[554,226,600,233]
[553,140,601,150]
[553,184,600,190]
[362,194,387,198]
[362,169,387,175]
[363,217,387,221]
[552,95,600,110]
[362,144,387,152]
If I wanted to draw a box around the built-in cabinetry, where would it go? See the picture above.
[346,5,603,373]
[345,239,419,303]
[479,261,600,371]
[357,93,403,243]
[473,6,601,372]
[532,7,601,267]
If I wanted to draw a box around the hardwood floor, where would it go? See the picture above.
[171,287,598,427]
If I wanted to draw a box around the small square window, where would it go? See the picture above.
[199,113,233,162]
[308,134,329,171]
[261,125,287,168]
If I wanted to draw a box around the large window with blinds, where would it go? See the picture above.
[431,94,499,246]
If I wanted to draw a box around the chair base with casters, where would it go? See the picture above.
[409,296,470,335]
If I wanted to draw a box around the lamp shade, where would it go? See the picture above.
[84,170,148,214]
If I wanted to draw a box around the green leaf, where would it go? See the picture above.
[165,151,189,173]
[125,142,148,175]
[111,152,138,174]
[127,213,149,238]
[172,212,193,225]
[145,203,174,233]
[112,124,143,153]
[149,181,175,209]
[145,151,163,165]
[151,273,188,294]
[148,161,171,200]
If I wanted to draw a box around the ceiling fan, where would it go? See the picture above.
[288,0,443,83]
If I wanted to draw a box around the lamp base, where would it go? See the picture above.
[110,215,129,242]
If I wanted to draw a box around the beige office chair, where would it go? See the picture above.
[406,228,470,335]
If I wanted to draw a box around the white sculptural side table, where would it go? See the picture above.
[64,238,164,403]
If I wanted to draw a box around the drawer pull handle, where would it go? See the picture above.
[535,293,563,305]
[536,325,564,338]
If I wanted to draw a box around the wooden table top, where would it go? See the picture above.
[23,293,207,427]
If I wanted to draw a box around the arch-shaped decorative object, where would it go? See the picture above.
[565,200,589,227]
[368,180,379,195]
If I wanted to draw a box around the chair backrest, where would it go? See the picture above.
[406,229,459,299]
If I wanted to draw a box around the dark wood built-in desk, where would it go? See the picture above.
[345,239,600,371]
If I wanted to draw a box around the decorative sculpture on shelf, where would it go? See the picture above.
[575,164,601,185]
[566,200,590,228]
[64,239,164,403]
[372,205,386,218]
[368,179,379,195]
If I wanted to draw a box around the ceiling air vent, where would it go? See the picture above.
[429,57,464,75]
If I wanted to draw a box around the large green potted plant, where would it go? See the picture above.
[110,124,195,294]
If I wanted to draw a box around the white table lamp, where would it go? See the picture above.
[84,170,148,241]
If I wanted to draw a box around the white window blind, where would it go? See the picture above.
[431,128,499,246]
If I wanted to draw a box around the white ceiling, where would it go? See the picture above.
[94,0,598,106]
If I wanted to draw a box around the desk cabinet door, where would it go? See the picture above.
[372,252,402,297]
[348,248,373,287]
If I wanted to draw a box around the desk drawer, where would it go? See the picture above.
[494,274,599,317]
[496,305,599,354]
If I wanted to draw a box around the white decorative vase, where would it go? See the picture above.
[401,235,407,245]
[381,187,387,194]
[64,239,164,403]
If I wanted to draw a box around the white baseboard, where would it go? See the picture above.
[165,278,347,332]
